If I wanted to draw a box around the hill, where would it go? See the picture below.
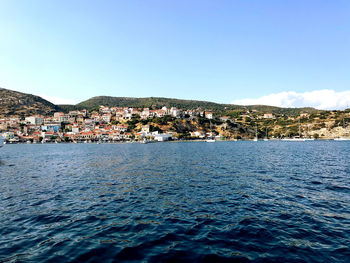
[0,87,320,117]
[0,88,61,117]
[76,96,226,111]
[75,96,319,116]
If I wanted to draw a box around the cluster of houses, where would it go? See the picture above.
[0,106,214,143]
[0,103,315,143]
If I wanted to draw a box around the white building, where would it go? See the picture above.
[205,112,213,119]
[102,114,111,123]
[263,113,275,119]
[154,133,172,142]
[72,126,80,133]
[113,124,128,132]
[170,107,180,117]
[25,116,43,126]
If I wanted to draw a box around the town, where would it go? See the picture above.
[1,104,350,143]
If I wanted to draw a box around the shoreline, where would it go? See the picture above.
[2,138,349,145]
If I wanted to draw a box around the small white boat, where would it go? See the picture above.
[282,120,307,141]
[253,125,258,141]
[281,138,306,141]
[334,137,350,141]
[0,136,4,148]
[206,139,215,143]
[264,128,269,141]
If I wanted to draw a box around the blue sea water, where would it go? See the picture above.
[0,141,350,262]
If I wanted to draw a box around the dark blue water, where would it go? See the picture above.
[1,141,350,262]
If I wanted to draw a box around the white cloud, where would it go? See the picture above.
[232,89,350,110]
[40,94,77,105]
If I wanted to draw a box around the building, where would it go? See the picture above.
[72,126,80,133]
[205,112,213,119]
[113,124,128,132]
[25,115,43,126]
[154,133,172,142]
[170,107,180,117]
[41,124,60,132]
[220,116,230,122]
[102,114,111,123]
[264,113,275,119]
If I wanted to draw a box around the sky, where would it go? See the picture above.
[0,0,349,109]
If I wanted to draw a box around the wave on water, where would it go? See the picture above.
[1,142,350,262]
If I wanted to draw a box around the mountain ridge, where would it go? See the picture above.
[72,95,319,115]
[0,87,319,117]
[0,87,61,117]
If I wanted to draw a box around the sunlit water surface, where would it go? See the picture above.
[1,141,350,262]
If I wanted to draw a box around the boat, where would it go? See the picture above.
[253,125,258,141]
[334,119,350,140]
[282,120,307,141]
[264,127,269,141]
[334,137,350,141]
[206,120,215,142]
[305,124,314,140]
[281,137,306,141]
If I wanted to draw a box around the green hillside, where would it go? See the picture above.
[74,96,319,115]
[0,87,61,117]
[0,87,320,117]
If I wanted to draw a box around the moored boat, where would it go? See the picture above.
[281,138,306,141]
[334,137,350,141]
[0,136,4,148]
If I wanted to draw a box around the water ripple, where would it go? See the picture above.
[1,141,350,262]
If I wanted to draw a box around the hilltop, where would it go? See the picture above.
[71,95,318,116]
[0,87,319,117]
[0,88,61,117]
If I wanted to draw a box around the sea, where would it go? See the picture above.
[1,141,350,262]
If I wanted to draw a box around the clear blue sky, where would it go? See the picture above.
[0,0,349,105]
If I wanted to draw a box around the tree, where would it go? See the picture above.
[149,125,162,133]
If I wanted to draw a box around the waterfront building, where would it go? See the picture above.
[154,133,172,142]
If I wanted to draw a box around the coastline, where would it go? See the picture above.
[2,138,348,145]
